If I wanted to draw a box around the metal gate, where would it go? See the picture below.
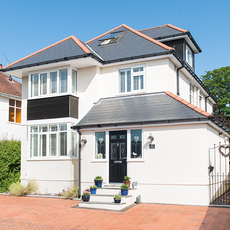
[209,143,230,205]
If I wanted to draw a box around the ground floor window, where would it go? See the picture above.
[131,129,142,159]
[95,132,106,159]
[30,123,76,158]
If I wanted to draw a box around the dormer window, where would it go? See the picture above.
[99,31,124,45]
[186,45,193,68]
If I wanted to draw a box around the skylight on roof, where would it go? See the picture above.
[99,31,124,46]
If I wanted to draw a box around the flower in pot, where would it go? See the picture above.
[82,189,91,202]
[114,194,122,203]
[121,184,129,196]
[123,176,131,188]
[90,185,97,194]
[94,175,103,188]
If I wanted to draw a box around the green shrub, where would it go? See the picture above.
[64,184,79,198]
[0,139,21,192]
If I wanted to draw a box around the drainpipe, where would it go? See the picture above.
[205,95,210,112]
[176,64,184,96]
[77,128,81,198]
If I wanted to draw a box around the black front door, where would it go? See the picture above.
[109,130,127,182]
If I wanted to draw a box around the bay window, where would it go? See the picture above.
[30,68,77,98]
[120,66,145,93]
[30,123,75,158]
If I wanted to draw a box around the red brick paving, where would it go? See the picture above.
[0,196,230,229]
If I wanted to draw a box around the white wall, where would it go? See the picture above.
[0,95,21,140]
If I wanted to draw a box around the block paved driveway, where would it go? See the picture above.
[0,196,230,229]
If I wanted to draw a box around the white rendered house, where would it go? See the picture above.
[0,68,22,140]
[1,24,229,206]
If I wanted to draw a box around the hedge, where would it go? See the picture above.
[0,140,21,192]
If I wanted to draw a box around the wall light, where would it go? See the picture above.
[81,136,87,145]
[147,133,154,142]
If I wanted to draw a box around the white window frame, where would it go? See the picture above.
[28,67,77,99]
[186,45,193,68]
[28,123,77,159]
[8,98,21,123]
[94,131,107,161]
[119,65,145,94]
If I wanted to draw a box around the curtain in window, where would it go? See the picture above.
[71,132,77,157]
[31,134,38,157]
[31,74,38,97]
[120,71,125,93]
[40,73,47,95]
[60,132,67,156]
[50,134,57,156]
[127,70,131,92]
[50,72,57,93]
[72,70,77,94]
[40,135,46,156]
[60,69,67,93]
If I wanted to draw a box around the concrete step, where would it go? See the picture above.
[90,194,132,202]
[78,201,132,211]
[96,187,136,195]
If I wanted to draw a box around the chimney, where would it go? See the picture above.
[0,64,2,69]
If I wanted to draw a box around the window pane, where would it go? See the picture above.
[133,67,143,72]
[140,75,144,89]
[40,73,47,95]
[72,70,77,94]
[40,134,46,156]
[95,132,106,159]
[9,107,15,122]
[16,108,21,123]
[133,76,139,90]
[120,70,125,93]
[31,134,38,157]
[31,126,38,133]
[60,132,67,156]
[60,69,67,93]
[127,70,131,92]
[59,124,67,131]
[131,129,142,158]
[71,132,77,157]
[50,134,57,156]
[49,125,57,132]
[31,74,38,97]
[16,100,21,108]
[9,99,15,106]
[50,72,57,93]
[39,125,47,132]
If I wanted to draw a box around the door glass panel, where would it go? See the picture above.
[120,142,126,159]
[111,143,117,160]
[111,135,117,140]
[119,135,125,139]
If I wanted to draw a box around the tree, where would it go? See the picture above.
[201,66,230,128]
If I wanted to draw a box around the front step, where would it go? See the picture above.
[78,185,137,211]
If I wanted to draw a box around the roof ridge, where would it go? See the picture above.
[86,24,173,51]
[139,24,187,33]
[165,91,211,117]
[3,35,90,69]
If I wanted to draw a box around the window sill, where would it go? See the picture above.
[27,157,78,161]
[117,90,146,97]
[7,122,21,125]
[91,160,108,163]
[127,159,145,162]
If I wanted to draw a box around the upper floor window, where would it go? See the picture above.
[9,99,21,123]
[189,84,194,104]
[30,68,77,98]
[186,46,193,68]
[119,66,145,93]
[199,93,203,109]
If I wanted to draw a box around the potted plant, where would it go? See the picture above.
[114,194,122,203]
[121,184,129,196]
[94,175,103,188]
[90,185,97,194]
[82,189,91,202]
[123,176,131,188]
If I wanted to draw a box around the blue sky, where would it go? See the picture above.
[0,0,229,83]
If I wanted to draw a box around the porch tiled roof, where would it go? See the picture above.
[0,72,22,98]
[74,92,209,129]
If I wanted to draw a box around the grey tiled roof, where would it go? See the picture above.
[7,38,89,69]
[75,93,208,129]
[139,25,184,39]
[87,26,170,63]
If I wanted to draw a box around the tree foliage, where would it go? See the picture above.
[0,140,21,192]
[201,66,230,127]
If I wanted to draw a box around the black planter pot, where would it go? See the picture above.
[82,195,90,202]
[114,198,121,203]
[94,179,103,188]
